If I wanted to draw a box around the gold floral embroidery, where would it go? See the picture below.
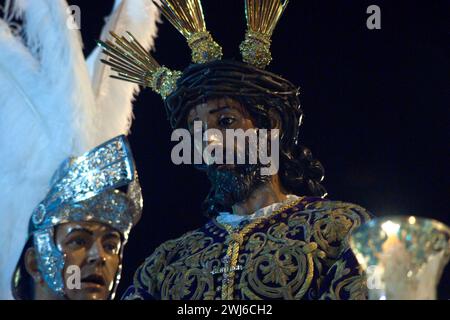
[129,199,372,300]
[319,254,367,300]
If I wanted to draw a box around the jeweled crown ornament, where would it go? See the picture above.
[240,0,289,69]
[97,0,288,99]
[98,31,182,99]
[156,0,222,64]
[349,216,450,300]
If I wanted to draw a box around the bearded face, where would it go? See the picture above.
[187,97,275,215]
[205,162,271,211]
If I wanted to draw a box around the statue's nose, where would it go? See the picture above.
[192,121,224,165]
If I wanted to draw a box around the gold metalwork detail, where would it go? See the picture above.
[240,30,272,69]
[97,32,182,99]
[219,197,304,300]
[149,67,183,99]
[187,31,223,64]
[240,0,289,69]
[156,0,223,63]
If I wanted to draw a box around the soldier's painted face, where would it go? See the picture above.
[55,221,122,300]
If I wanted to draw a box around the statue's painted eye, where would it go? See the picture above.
[218,116,235,127]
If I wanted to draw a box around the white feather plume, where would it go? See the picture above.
[0,0,160,299]
[86,0,160,140]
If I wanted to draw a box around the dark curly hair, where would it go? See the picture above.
[164,59,327,200]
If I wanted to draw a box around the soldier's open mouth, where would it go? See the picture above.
[81,274,106,287]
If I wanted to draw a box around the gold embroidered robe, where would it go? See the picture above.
[123,196,372,300]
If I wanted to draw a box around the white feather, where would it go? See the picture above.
[87,0,160,140]
[0,0,160,299]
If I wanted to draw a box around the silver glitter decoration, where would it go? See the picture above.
[33,228,65,294]
[28,135,143,296]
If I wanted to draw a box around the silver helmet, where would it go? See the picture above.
[12,135,143,299]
